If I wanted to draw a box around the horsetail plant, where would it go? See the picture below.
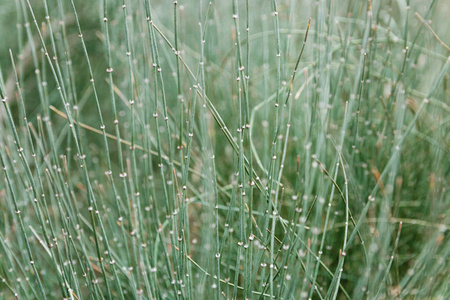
[0,0,449,299]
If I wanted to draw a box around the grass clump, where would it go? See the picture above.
[0,0,449,299]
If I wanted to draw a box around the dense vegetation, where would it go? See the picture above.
[0,0,448,299]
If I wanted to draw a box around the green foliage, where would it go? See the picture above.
[0,0,449,299]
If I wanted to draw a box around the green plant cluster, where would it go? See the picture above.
[0,0,448,299]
